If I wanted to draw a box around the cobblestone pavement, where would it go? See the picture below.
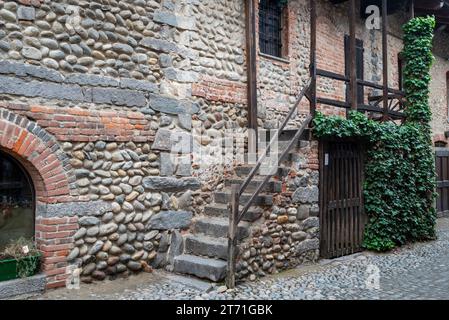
[32,218,449,300]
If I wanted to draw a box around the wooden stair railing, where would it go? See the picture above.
[226,79,313,288]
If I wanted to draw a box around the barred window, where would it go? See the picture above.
[259,0,284,58]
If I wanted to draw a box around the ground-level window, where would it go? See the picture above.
[0,150,34,250]
[259,0,286,58]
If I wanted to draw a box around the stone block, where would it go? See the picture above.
[120,78,158,93]
[0,274,46,299]
[292,186,319,204]
[92,87,147,107]
[173,254,226,282]
[65,74,119,87]
[36,200,112,218]
[142,177,201,192]
[146,210,193,230]
[151,129,172,151]
[140,38,198,60]
[178,113,192,131]
[17,5,36,21]
[176,156,191,176]
[0,75,90,102]
[0,61,64,82]
[163,67,199,83]
[296,238,319,255]
[149,94,199,115]
[160,152,175,176]
[153,10,197,30]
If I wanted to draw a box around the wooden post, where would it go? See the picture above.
[310,0,317,117]
[409,0,415,19]
[382,0,389,120]
[245,0,258,154]
[349,0,358,111]
[226,184,240,289]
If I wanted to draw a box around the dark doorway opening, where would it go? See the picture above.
[0,150,34,250]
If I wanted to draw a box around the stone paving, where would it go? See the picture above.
[31,218,449,300]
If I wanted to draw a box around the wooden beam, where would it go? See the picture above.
[382,0,389,120]
[414,0,444,10]
[226,184,240,289]
[349,0,357,110]
[310,0,317,117]
[410,0,415,19]
[245,0,258,151]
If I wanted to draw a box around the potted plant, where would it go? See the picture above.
[0,237,41,282]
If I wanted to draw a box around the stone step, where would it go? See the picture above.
[193,217,250,240]
[235,165,290,178]
[204,203,262,222]
[214,191,273,206]
[224,178,282,193]
[173,254,227,282]
[185,234,228,260]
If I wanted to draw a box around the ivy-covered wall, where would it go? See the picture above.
[313,16,437,251]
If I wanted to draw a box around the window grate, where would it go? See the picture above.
[259,0,283,58]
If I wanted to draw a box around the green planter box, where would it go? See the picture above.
[0,255,41,282]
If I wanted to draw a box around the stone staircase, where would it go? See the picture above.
[172,131,307,282]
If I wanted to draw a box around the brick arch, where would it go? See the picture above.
[0,108,74,203]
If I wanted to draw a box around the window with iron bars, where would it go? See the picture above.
[259,0,284,58]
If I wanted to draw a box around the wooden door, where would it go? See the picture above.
[435,149,449,217]
[320,141,366,259]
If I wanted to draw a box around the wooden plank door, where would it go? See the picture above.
[320,141,366,259]
[435,149,449,217]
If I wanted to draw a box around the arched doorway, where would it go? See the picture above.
[0,149,35,250]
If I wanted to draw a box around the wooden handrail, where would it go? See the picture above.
[316,68,405,96]
[238,78,312,198]
[226,79,313,289]
[238,116,312,223]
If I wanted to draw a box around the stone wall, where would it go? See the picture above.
[430,31,449,145]
[0,0,250,288]
[1,0,449,289]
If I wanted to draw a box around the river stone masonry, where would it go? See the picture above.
[5,0,443,290]
[0,0,320,288]
[63,140,199,282]
[235,140,320,281]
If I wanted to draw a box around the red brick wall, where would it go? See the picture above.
[35,217,78,288]
[192,75,246,104]
[1,102,156,143]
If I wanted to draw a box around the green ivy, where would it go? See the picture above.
[313,16,437,251]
